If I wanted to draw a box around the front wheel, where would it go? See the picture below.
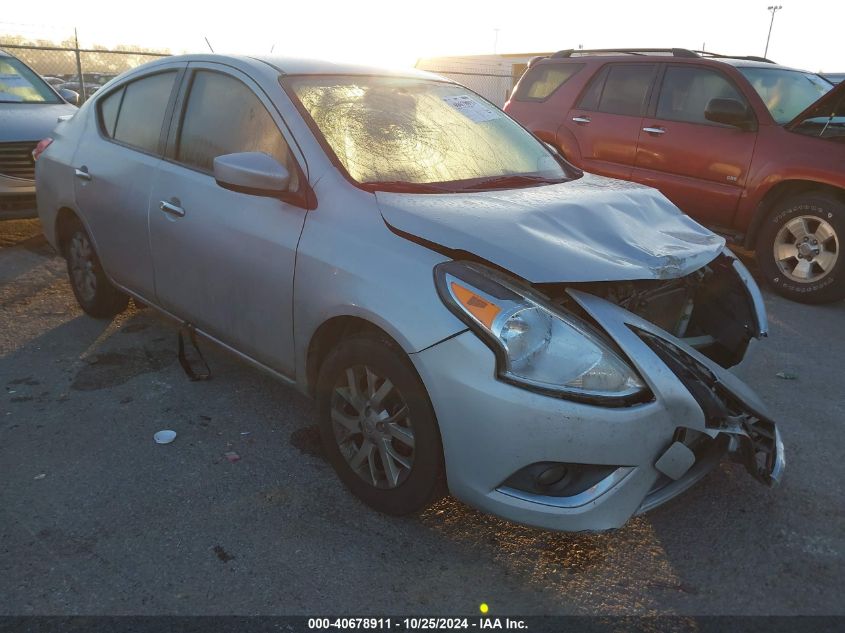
[756,192,844,304]
[63,217,129,318]
[315,333,446,516]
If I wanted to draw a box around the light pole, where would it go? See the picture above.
[764,5,782,58]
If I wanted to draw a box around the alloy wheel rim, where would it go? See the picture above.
[773,215,839,284]
[330,364,415,489]
[69,233,97,302]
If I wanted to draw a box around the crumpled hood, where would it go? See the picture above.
[376,173,725,283]
[0,103,76,143]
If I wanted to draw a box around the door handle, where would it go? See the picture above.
[642,126,666,135]
[159,200,185,217]
[74,167,91,181]
[572,116,592,124]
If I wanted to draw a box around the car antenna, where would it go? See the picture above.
[204,37,215,53]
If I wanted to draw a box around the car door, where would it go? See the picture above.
[72,65,184,297]
[147,62,308,377]
[564,63,657,180]
[631,64,758,226]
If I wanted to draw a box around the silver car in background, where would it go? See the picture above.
[1,49,77,218]
[35,55,783,531]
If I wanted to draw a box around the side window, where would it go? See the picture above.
[108,72,177,153]
[581,64,656,116]
[576,65,609,111]
[513,63,584,101]
[98,87,124,138]
[176,70,299,190]
[657,66,747,124]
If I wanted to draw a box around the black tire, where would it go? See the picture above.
[316,332,446,516]
[63,217,129,318]
[756,192,845,304]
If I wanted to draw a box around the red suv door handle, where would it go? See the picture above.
[572,116,591,124]
[642,126,666,135]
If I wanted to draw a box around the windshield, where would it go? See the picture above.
[0,56,60,104]
[287,75,567,190]
[739,67,832,124]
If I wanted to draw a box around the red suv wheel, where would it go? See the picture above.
[756,192,845,304]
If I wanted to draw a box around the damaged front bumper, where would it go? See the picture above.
[636,328,784,488]
[411,289,784,532]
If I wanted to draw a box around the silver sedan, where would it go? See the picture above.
[35,54,784,531]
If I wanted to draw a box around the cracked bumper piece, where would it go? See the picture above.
[411,291,783,532]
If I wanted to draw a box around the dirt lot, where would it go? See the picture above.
[1,218,843,616]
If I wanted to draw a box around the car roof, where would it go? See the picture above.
[709,57,810,72]
[537,49,815,74]
[138,53,447,81]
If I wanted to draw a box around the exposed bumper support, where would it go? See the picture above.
[633,327,784,488]
[732,417,785,486]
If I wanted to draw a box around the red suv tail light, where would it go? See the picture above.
[32,138,53,162]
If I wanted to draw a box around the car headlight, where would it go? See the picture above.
[435,261,647,404]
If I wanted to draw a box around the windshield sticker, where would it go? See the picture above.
[442,95,502,123]
[0,74,30,87]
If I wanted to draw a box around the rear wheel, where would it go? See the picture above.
[315,333,446,516]
[63,217,129,318]
[756,192,844,304]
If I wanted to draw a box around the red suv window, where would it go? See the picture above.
[656,66,749,125]
[577,63,657,116]
[513,63,584,101]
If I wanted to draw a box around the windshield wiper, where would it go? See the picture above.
[363,180,457,193]
[459,174,564,191]
[364,175,564,194]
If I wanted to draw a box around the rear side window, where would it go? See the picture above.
[513,64,583,101]
[100,71,177,154]
[578,64,656,116]
[99,87,123,137]
[657,66,747,124]
[576,65,609,110]
[175,70,299,190]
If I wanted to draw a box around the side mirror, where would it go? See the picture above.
[59,88,80,106]
[705,98,755,130]
[213,152,291,197]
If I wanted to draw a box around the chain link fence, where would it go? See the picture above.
[1,41,169,102]
[415,59,530,107]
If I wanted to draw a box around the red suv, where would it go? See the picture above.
[505,48,845,303]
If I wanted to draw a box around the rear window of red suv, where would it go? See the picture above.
[513,63,584,101]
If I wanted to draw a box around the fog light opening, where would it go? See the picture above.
[536,465,568,487]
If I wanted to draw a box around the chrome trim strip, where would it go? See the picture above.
[770,426,786,485]
[496,466,636,509]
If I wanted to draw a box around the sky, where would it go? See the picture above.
[2,0,843,72]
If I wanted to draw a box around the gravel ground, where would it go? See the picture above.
[0,218,842,616]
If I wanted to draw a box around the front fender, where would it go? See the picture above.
[292,179,466,393]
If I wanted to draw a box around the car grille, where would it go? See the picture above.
[0,193,37,214]
[0,141,38,180]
